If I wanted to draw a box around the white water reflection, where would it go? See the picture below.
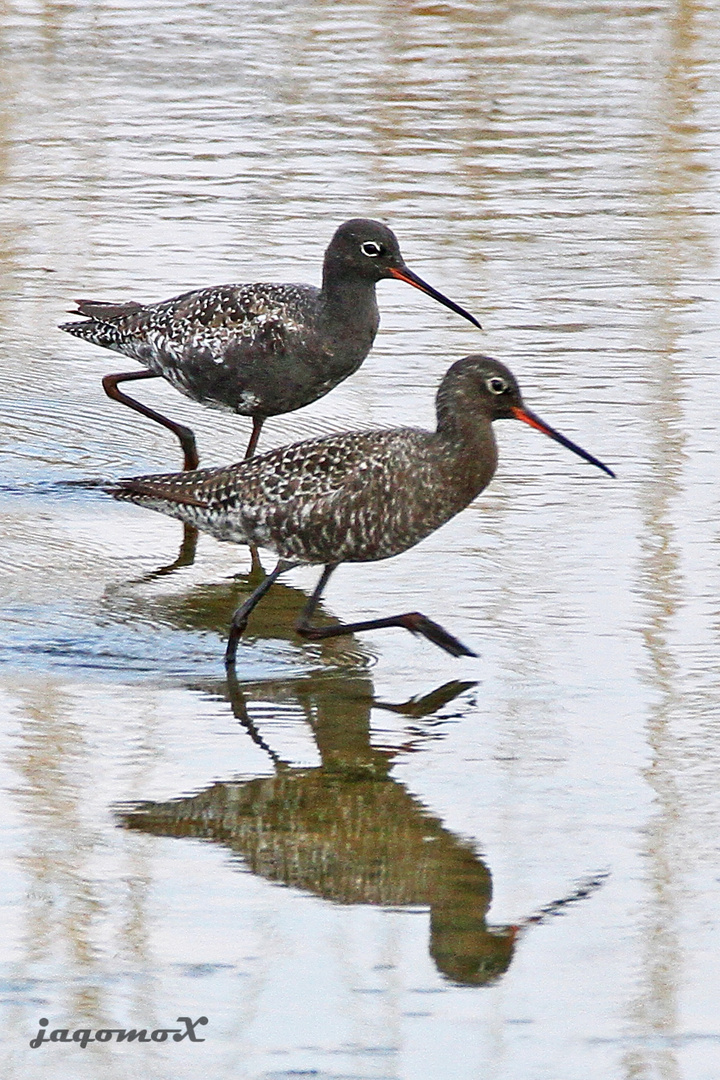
[2,1,720,1078]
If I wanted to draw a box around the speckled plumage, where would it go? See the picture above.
[63,281,372,418]
[107,355,613,662]
[109,355,521,561]
[61,219,481,462]
[111,424,491,565]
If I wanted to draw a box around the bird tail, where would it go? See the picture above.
[107,478,210,508]
[59,299,146,344]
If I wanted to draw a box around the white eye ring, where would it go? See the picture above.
[361,241,383,257]
[487,376,508,395]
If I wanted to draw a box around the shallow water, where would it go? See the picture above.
[2,1,720,1077]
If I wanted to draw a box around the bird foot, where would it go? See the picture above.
[400,613,478,658]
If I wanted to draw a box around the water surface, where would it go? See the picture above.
[2,1,720,1078]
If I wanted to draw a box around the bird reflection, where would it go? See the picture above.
[119,665,607,987]
[144,522,199,578]
[135,526,268,584]
[120,561,369,663]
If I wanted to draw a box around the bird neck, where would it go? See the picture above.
[434,393,499,498]
[318,269,380,356]
[321,264,378,311]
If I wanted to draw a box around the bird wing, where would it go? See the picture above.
[131,283,317,349]
[108,428,438,558]
[61,283,319,372]
[110,429,419,510]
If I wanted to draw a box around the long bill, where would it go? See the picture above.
[387,265,482,329]
[512,405,615,478]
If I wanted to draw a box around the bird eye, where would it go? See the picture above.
[486,375,509,395]
[361,241,384,257]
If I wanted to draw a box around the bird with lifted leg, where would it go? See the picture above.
[106,355,614,663]
[62,219,481,467]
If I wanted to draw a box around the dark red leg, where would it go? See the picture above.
[225,559,299,666]
[102,370,199,470]
[294,566,477,658]
[242,417,267,574]
[244,416,265,460]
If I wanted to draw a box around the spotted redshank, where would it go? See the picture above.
[107,354,614,663]
[61,219,481,467]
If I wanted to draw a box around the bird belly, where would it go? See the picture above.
[133,329,369,417]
